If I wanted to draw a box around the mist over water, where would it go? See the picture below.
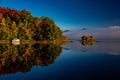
[62,40,120,55]
[63,27,120,41]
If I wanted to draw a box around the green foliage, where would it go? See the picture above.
[34,17,62,40]
[0,44,8,52]
[0,7,62,40]
[0,31,8,40]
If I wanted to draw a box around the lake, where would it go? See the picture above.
[0,41,120,80]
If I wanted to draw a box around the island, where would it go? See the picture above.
[81,35,95,46]
[0,7,68,44]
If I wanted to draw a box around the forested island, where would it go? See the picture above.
[0,7,67,44]
[0,7,64,74]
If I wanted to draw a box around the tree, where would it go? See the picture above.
[0,31,8,40]
[81,35,95,46]
[0,7,63,40]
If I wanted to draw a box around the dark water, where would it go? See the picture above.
[0,41,120,80]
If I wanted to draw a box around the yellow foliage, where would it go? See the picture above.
[24,28,31,34]
[0,18,6,26]
[61,36,68,41]
[12,21,17,28]
[60,36,68,44]
[0,58,5,65]
[23,48,31,57]
[81,35,95,46]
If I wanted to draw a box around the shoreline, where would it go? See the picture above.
[0,39,68,45]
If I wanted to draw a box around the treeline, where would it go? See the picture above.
[0,7,62,40]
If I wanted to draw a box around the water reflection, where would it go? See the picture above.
[0,44,62,75]
[62,40,120,55]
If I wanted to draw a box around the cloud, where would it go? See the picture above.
[109,26,120,29]
[63,26,120,40]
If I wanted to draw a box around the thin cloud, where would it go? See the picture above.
[109,26,120,29]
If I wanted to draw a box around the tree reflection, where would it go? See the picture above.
[0,44,62,75]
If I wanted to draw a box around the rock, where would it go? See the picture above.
[12,38,20,45]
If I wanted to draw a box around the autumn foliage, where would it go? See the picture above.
[0,7,62,40]
[81,35,95,46]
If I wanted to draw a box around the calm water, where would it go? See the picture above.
[0,41,120,80]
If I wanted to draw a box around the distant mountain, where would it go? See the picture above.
[82,28,87,30]
[62,30,70,33]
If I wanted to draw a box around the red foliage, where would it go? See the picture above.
[0,7,28,18]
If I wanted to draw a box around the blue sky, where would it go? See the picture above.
[0,0,120,30]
